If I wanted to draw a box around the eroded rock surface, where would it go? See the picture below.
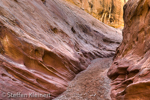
[0,0,122,99]
[65,0,126,28]
[108,0,150,100]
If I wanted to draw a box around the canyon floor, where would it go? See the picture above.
[2,0,149,99]
[0,0,122,99]
[54,58,112,100]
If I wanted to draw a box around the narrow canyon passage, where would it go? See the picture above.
[54,58,112,100]
[0,0,123,100]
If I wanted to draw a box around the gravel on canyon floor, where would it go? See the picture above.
[54,58,112,100]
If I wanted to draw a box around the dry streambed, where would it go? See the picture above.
[54,58,112,100]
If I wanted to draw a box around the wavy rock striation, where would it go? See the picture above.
[65,0,126,28]
[108,0,150,100]
[0,0,122,99]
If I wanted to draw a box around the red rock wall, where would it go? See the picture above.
[108,0,150,100]
[65,0,126,28]
[0,0,122,99]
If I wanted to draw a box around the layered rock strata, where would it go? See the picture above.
[0,0,122,99]
[108,0,150,100]
[65,0,126,28]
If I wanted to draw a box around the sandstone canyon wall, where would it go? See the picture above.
[108,0,150,100]
[65,0,126,28]
[0,0,122,99]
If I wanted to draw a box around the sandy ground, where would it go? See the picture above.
[54,58,113,100]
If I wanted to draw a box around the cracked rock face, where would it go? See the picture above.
[108,0,150,100]
[65,0,126,28]
[0,0,122,99]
